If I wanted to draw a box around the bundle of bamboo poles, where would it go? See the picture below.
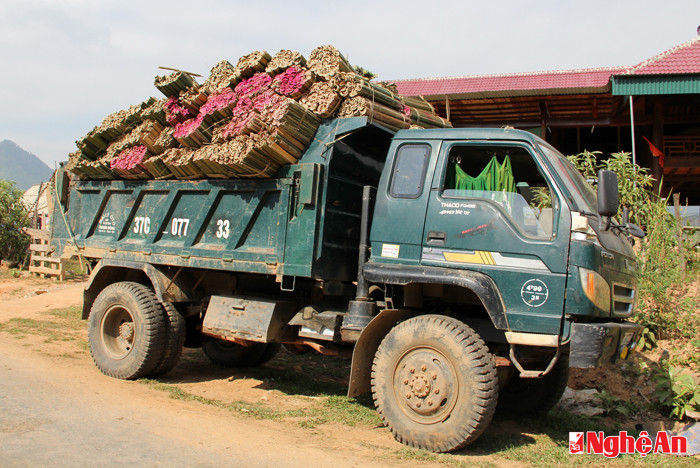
[141,98,168,126]
[308,45,353,80]
[266,49,307,76]
[338,97,411,133]
[201,60,239,95]
[76,98,154,160]
[67,45,451,182]
[234,51,271,79]
[272,67,315,99]
[299,82,341,118]
[110,146,151,180]
[155,72,197,98]
[173,115,211,148]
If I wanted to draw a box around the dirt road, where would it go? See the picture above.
[0,277,516,468]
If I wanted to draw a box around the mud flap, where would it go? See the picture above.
[347,309,409,398]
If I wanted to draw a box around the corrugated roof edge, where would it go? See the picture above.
[389,66,629,85]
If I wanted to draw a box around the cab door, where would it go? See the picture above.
[370,140,438,265]
[421,140,571,334]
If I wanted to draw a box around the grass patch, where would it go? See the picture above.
[47,306,84,330]
[0,306,84,345]
[140,374,380,430]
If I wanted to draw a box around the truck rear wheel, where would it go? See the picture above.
[202,339,281,367]
[497,355,569,415]
[150,302,186,376]
[371,315,498,452]
[88,282,166,380]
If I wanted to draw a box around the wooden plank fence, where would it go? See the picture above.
[24,228,66,280]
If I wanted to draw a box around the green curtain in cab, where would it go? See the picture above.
[451,155,516,192]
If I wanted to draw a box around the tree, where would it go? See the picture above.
[0,179,31,263]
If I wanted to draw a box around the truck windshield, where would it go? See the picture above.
[537,143,597,213]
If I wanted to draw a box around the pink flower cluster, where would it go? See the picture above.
[273,67,306,96]
[111,145,148,170]
[235,73,272,99]
[165,96,190,125]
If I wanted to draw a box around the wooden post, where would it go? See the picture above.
[673,193,686,279]
[652,97,664,195]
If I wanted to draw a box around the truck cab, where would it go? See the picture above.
[365,127,640,371]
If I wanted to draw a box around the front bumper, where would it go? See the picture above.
[569,322,644,368]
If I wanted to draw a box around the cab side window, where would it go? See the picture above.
[390,144,430,199]
[442,144,556,238]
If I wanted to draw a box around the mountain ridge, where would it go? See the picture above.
[0,140,55,190]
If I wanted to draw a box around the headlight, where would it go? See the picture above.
[579,267,611,313]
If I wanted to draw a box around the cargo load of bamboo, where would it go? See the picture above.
[67,46,451,181]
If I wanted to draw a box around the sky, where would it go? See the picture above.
[1,0,700,168]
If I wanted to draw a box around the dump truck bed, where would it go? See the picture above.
[50,118,393,282]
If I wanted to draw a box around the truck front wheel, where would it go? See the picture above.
[202,339,281,367]
[371,315,498,452]
[88,282,166,380]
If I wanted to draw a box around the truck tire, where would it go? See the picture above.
[202,339,280,367]
[88,282,166,380]
[497,355,569,415]
[371,315,498,452]
[149,302,186,377]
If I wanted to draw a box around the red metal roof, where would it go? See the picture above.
[626,36,700,75]
[393,67,628,98]
[393,36,700,98]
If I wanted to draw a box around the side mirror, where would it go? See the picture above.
[597,169,619,217]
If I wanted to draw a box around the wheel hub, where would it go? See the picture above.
[119,322,134,340]
[409,374,432,398]
[394,346,458,424]
[100,305,135,360]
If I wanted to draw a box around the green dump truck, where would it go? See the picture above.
[49,117,644,452]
